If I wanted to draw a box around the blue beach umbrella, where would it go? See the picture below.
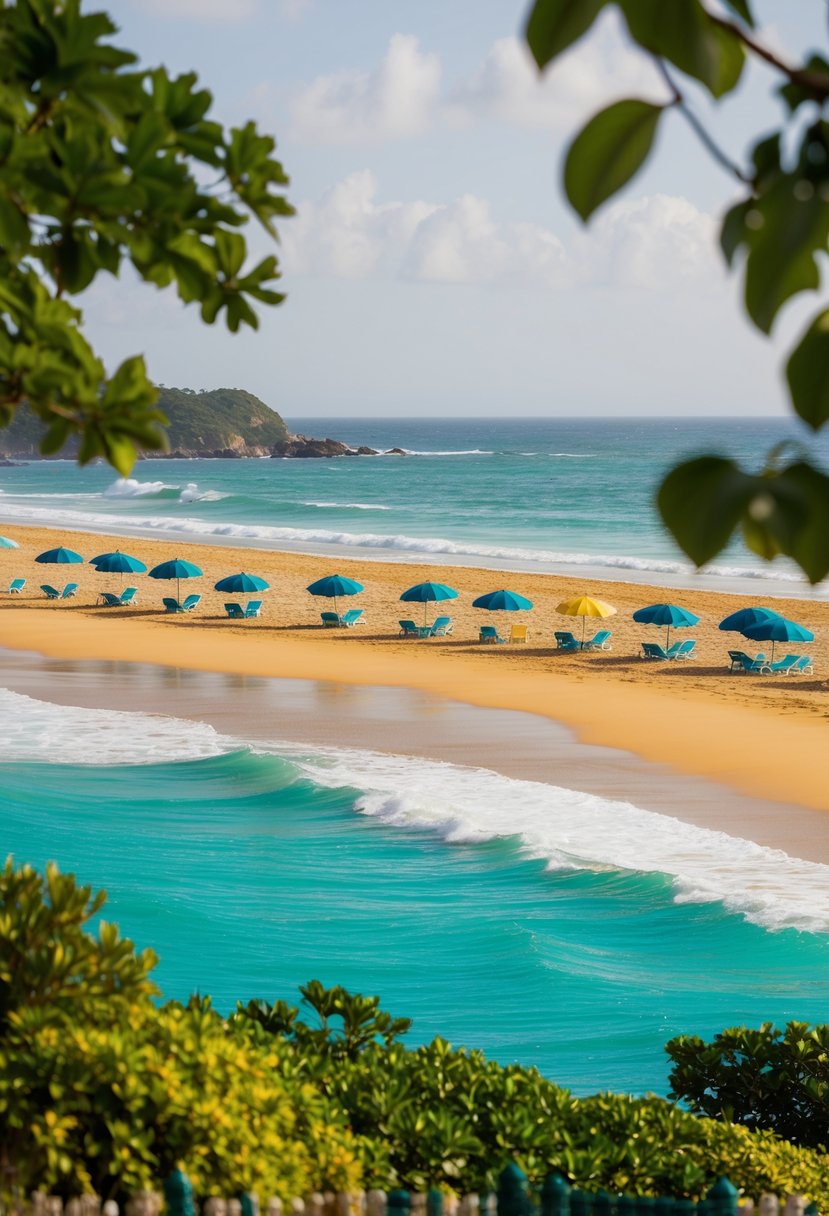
[741,616,814,663]
[215,571,270,595]
[307,573,364,615]
[718,606,782,633]
[90,551,147,575]
[472,589,534,612]
[148,557,203,602]
[0,536,19,549]
[633,602,699,647]
[35,546,83,564]
[400,580,458,626]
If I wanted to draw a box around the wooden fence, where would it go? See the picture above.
[5,1169,820,1216]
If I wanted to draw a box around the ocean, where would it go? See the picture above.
[2,417,828,593]
[2,416,828,1098]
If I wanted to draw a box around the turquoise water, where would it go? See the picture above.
[2,418,828,587]
[2,707,829,1098]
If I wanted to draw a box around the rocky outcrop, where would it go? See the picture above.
[272,435,380,459]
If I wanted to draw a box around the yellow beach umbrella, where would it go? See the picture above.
[556,595,617,644]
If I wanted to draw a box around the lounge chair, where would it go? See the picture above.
[431,616,453,636]
[727,650,766,674]
[119,587,138,605]
[509,624,529,643]
[41,584,60,600]
[794,655,814,675]
[163,597,185,613]
[641,642,670,660]
[321,612,340,627]
[554,631,580,651]
[8,578,25,593]
[761,653,800,676]
[583,629,612,651]
[479,625,507,644]
[99,592,123,608]
[340,608,364,626]
[245,600,262,619]
[182,594,201,612]
[225,602,245,619]
[399,620,420,637]
[672,639,697,660]
[61,583,78,599]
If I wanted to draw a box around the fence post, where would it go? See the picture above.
[427,1192,443,1216]
[497,1164,531,1216]
[707,1181,738,1216]
[541,1173,571,1216]
[388,1191,411,1216]
[163,1171,195,1216]
[242,1195,260,1216]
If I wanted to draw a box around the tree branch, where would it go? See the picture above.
[707,12,829,100]
[654,59,752,186]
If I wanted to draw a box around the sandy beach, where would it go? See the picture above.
[1,522,827,812]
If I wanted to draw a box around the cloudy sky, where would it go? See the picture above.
[90,0,818,418]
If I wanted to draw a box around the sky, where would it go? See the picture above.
[85,0,823,419]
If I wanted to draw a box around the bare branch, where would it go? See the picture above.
[654,59,752,186]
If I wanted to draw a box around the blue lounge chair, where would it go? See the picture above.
[99,592,123,608]
[41,584,60,600]
[794,655,814,675]
[399,620,420,637]
[321,612,340,627]
[727,650,766,674]
[431,616,453,636]
[554,631,580,651]
[583,629,612,651]
[480,625,507,644]
[245,600,262,618]
[672,639,697,660]
[163,597,184,613]
[182,594,201,612]
[8,578,25,593]
[61,583,78,599]
[641,642,670,660]
[225,602,245,618]
[119,587,138,605]
[761,653,800,676]
[340,608,364,626]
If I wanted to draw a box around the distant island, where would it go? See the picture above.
[0,386,405,459]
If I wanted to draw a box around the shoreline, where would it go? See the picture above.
[0,522,827,815]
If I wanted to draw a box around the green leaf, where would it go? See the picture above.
[656,455,756,566]
[720,199,751,267]
[721,0,754,27]
[619,0,745,98]
[743,179,829,333]
[524,0,606,70]
[0,196,30,249]
[779,55,829,112]
[786,309,829,431]
[753,462,829,584]
[564,99,664,221]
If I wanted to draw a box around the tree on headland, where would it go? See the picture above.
[524,0,829,583]
[0,0,292,474]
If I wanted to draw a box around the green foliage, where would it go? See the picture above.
[0,0,292,472]
[523,0,829,583]
[3,860,829,1204]
[667,1022,829,1150]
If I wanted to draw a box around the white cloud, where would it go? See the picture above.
[283,174,719,293]
[291,34,441,143]
[131,0,259,21]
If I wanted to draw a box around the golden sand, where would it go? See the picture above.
[1,522,827,811]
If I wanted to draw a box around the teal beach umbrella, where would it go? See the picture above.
[307,574,364,615]
[400,580,458,625]
[718,606,782,632]
[741,616,814,663]
[472,589,533,612]
[91,551,147,574]
[633,602,699,647]
[35,547,83,564]
[0,536,18,549]
[215,572,270,597]
[149,557,203,602]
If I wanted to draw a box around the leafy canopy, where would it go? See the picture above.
[0,0,292,473]
[524,0,829,583]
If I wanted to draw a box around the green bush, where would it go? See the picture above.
[2,860,829,1204]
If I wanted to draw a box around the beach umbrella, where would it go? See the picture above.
[148,557,203,602]
[400,580,458,626]
[633,602,699,647]
[215,571,270,599]
[35,546,83,564]
[472,589,534,612]
[718,606,782,632]
[556,595,617,643]
[741,616,814,663]
[0,536,18,549]
[90,551,147,574]
[306,573,363,615]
